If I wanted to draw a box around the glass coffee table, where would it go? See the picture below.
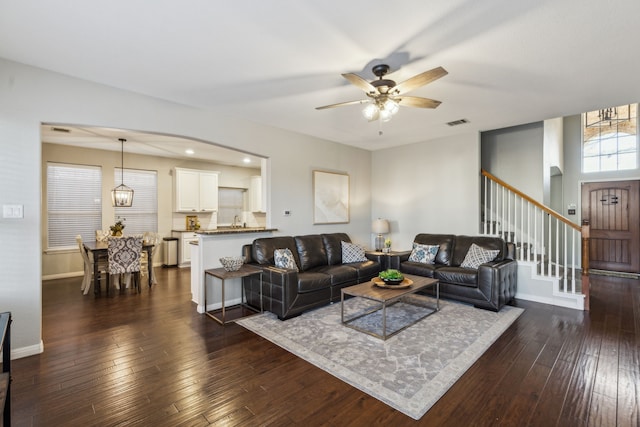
[341,273,439,340]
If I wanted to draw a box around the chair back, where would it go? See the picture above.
[108,236,143,274]
[143,231,161,256]
[96,230,109,242]
[76,235,92,266]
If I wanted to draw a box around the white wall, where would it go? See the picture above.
[371,132,481,250]
[544,118,564,173]
[0,58,372,356]
[543,118,564,207]
[481,122,544,202]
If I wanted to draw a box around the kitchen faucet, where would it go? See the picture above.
[232,215,240,228]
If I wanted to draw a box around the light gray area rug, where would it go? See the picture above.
[237,295,523,420]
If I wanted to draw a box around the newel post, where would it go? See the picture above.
[581,220,590,311]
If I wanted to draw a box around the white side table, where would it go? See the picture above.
[203,265,262,324]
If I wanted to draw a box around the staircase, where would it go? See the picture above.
[481,170,589,311]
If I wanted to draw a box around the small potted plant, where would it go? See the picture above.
[110,218,126,237]
[378,269,404,285]
[383,238,392,253]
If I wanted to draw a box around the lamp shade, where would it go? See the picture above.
[372,218,390,234]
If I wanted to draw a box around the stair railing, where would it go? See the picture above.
[481,170,590,309]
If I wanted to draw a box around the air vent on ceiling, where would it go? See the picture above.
[51,127,71,133]
[446,118,469,127]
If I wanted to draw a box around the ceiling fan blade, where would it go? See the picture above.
[397,96,442,108]
[342,73,376,93]
[315,99,368,110]
[393,66,448,95]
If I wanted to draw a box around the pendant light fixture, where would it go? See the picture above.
[111,138,134,207]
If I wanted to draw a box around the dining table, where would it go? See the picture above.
[83,240,154,295]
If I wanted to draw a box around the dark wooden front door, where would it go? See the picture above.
[581,180,640,273]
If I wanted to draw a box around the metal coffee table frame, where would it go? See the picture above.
[341,275,439,340]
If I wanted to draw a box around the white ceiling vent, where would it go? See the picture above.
[446,118,469,127]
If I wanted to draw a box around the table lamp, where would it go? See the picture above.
[372,218,390,251]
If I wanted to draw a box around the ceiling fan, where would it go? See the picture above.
[316,64,448,122]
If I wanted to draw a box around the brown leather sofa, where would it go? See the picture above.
[241,233,382,320]
[399,234,517,311]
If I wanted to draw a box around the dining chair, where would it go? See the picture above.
[95,229,109,242]
[107,235,143,294]
[140,231,160,286]
[76,235,108,295]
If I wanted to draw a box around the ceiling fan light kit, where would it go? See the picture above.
[362,98,401,122]
[317,63,448,126]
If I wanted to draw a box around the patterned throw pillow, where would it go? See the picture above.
[274,248,299,271]
[460,243,500,269]
[408,242,439,264]
[341,241,367,263]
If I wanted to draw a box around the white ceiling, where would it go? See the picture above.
[3,0,640,154]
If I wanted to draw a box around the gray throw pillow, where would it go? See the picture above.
[460,243,499,269]
[341,241,367,263]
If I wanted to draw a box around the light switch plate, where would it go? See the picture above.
[3,204,24,218]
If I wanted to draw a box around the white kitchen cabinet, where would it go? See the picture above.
[173,231,199,267]
[248,175,265,213]
[174,168,219,213]
[198,172,219,211]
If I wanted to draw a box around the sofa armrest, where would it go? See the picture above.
[397,250,411,262]
[477,259,518,310]
[251,264,301,319]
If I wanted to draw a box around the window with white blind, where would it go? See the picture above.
[217,188,245,225]
[114,168,158,235]
[47,162,102,249]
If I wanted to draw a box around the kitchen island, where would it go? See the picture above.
[190,228,277,314]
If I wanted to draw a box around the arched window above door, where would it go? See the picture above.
[582,104,638,173]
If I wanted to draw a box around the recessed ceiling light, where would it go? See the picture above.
[243,157,251,164]
[185,149,195,155]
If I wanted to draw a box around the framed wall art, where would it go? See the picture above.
[186,215,198,231]
[313,170,349,224]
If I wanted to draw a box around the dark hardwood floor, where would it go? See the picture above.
[10,268,640,426]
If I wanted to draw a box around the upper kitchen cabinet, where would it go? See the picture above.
[248,175,265,213]
[174,167,219,213]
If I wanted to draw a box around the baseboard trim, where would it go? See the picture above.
[10,341,44,359]
[516,291,584,310]
[43,262,165,281]
[43,271,84,281]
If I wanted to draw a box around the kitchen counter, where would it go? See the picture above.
[171,227,276,235]
[197,227,277,235]
[190,227,277,314]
